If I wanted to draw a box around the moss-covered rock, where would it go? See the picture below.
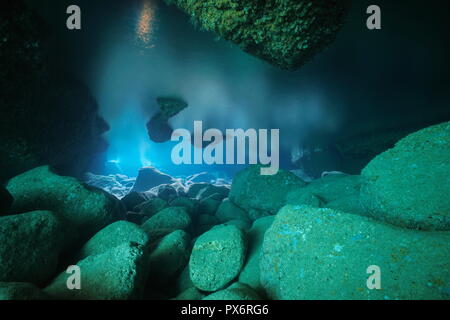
[238,216,274,297]
[137,198,168,220]
[44,242,150,300]
[189,224,247,291]
[216,198,250,224]
[141,206,192,241]
[6,166,125,240]
[77,221,149,260]
[229,165,305,217]
[361,122,450,230]
[148,230,191,287]
[0,282,49,300]
[0,210,66,284]
[261,205,450,300]
[203,282,261,300]
[166,0,351,70]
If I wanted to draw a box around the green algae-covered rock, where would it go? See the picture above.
[189,224,247,291]
[141,206,191,240]
[203,282,261,300]
[173,287,205,300]
[166,0,351,70]
[361,122,450,231]
[238,216,274,297]
[44,242,150,300]
[261,205,450,300]
[6,166,125,240]
[148,230,191,287]
[176,264,195,294]
[0,210,66,284]
[169,197,197,217]
[229,165,305,217]
[136,198,168,219]
[197,197,221,215]
[216,198,250,224]
[0,282,49,300]
[78,221,149,260]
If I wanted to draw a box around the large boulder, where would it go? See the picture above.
[6,166,125,240]
[229,165,305,217]
[166,0,351,70]
[77,221,149,260]
[189,224,247,292]
[360,122,450,231]
[261,205,450,300]
[215,198,250,224]
[203,282,261,300]
[44,242,150,300]
[132,167,174,192]
[0,210,66,284]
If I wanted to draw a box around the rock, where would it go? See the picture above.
[261,205,450,300]
[0,210,66,284]
[197,197,221,216]
[189,224,247,291]
[195,214,219,236]
[216,198,250,224]
[239,216,274,297]
[151,184,178,201]
[286,190,322,208]
[169,197,197,217]
[6,166,125,240]
[173,287,205,300]
[186,172,216,184]
[203,283,261,300]
[44,242,150,300]
[132,167,174,192]
[166,0,351,70]
[176,265,194,294]
[137,198,168,219]
[148,230,191,287]
[141,207,191,240]
[304,174,362,203]
[361,122,450,230]
[186,183,209,198]
[197,185,230,201]
[0,186,13,213]
[222,219,251,231]
[77,221,149,260]
[121,191,147,211]
[229,165,305,217]
[83,173,134,200]
[0,282,49,300]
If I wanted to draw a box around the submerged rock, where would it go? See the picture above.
[44,242,150,300]
[229,165,305,217]
[137,198,168,219]
[132,167,174,192]
[189,224,247,292]
[261,205,450,300]
[141,206,191,241]
[0,210,65,284]
[173,287,205,300]
[121,191,147,211]
[148,230,191,287]
[238,216,274,297]
[6,166,125,240]
[216,198,250,224]
[166,0,351,70]
[77,221,149,260]
[203,282,261,300]
[361,122,450,230]
[0,282,49,300]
